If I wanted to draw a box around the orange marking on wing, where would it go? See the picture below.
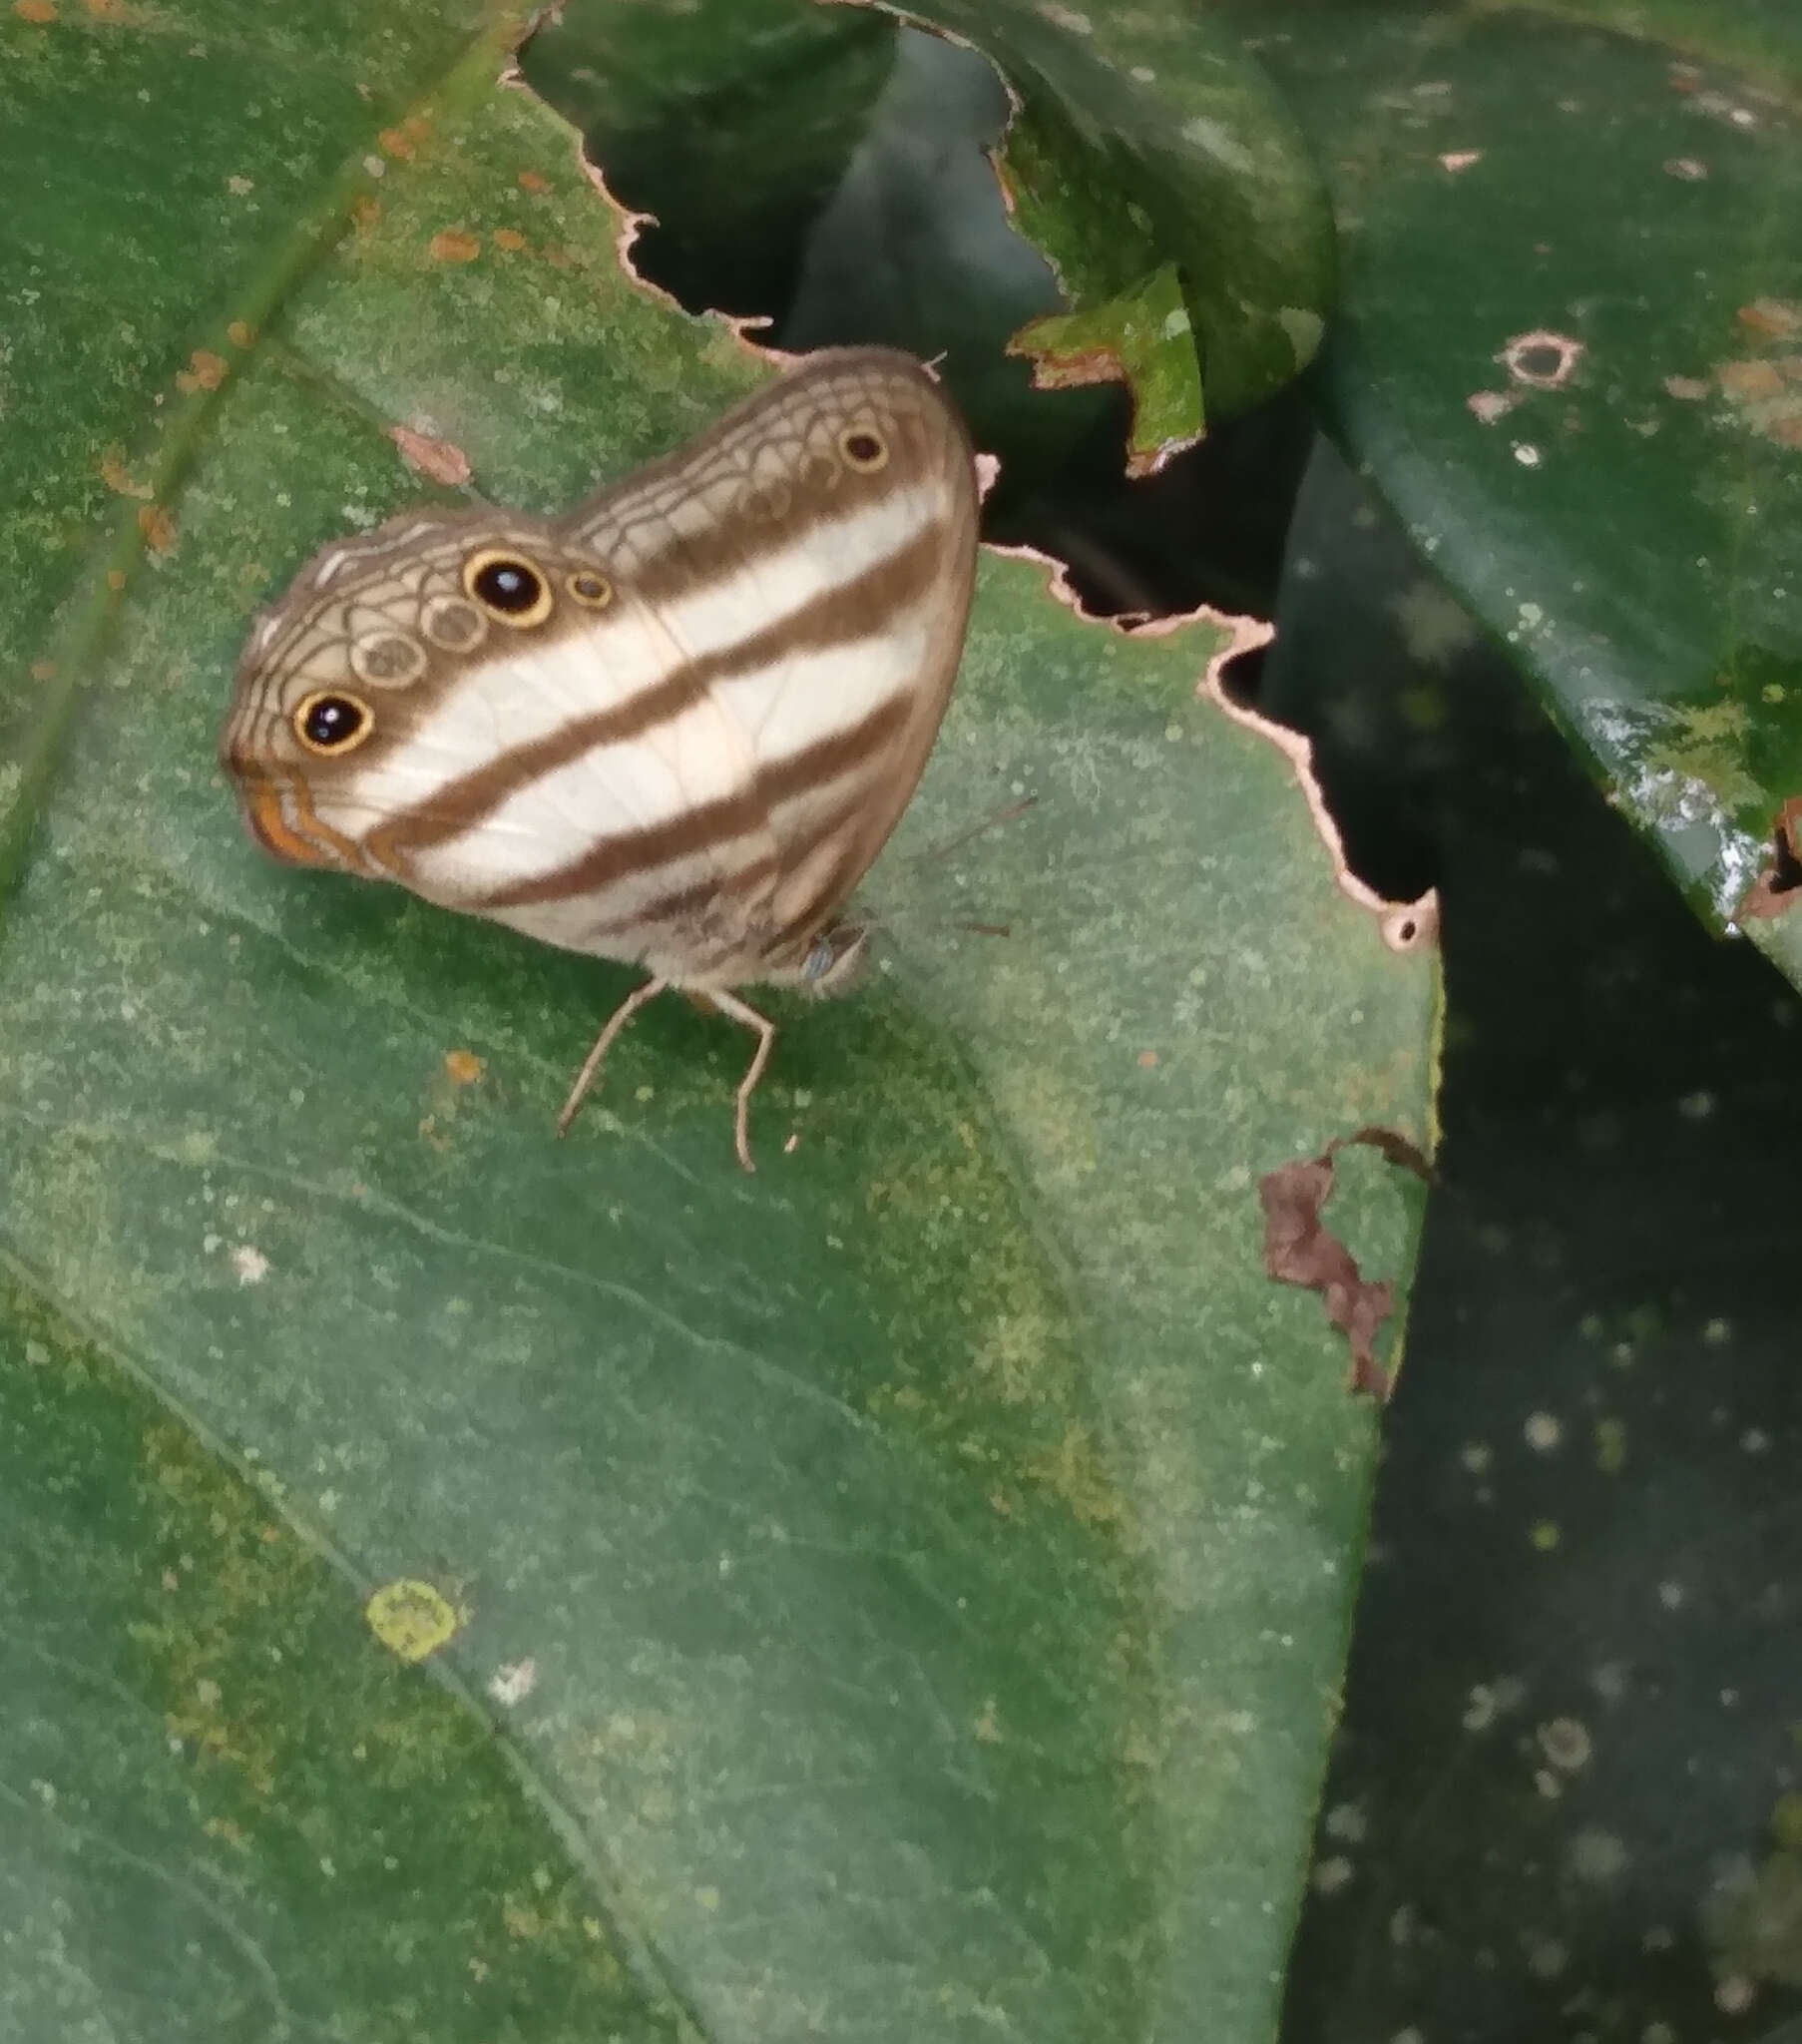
[247,780,329,867]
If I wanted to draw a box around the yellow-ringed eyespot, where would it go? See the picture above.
[348,631,426,686]
[462,548,554,627]
[293,690,374,757]
[837,424,889,473]
[566,569,613,608]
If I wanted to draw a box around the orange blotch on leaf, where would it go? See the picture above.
[443,1050,485,1087]
[351,196,381,232]
[492,227,527,253]
[389,423,471,486]
[1136,1049,1159,1070]
[138,504,176,552]
[100,449,153,500]
[1719,359,1786,401]
[175,347,228,394]
[517,169,550,194]
[30,660,57,682]
[106,569,126,592]
[1739,297,1802,340]
[13,0,57,22]
[226,319,255,348]
[429,229,482,263]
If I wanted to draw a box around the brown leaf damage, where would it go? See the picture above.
[1738,796,1802,920]
[1259,1129,1433,1401]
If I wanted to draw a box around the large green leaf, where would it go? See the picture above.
[524,0,1336,471]
[0,3,1436,2036]
[1217,1,1802,984]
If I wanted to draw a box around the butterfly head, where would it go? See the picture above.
[220,510,608,880]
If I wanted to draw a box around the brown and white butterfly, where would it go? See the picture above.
[220,348,980,1169]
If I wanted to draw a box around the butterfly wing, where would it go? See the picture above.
[566,349,979,983]
[221,350,977,989]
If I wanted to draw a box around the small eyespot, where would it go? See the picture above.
[293,691,373,757]
[349,631,425,686]
[421,596,487,652]
[463,548,553,627]
[838,425,889,473]
[566,569,613,608]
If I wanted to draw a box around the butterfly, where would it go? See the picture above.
[219,348,981,1169]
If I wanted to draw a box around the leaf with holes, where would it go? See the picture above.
[0,3,1435,2038]
[1211,0,1802,984]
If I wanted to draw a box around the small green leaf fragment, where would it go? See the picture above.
[1010,262,1203,474]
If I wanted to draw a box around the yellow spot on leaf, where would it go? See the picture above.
[429,229,481,264]
[364,1578,461,1662]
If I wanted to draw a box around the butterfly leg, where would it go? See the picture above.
[557,975,670,1137]
[704,989,778,1175]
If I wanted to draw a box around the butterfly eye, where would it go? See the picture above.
[463,548,554,627]
[837,426,889,473]
[566,569,613,608]
[293,691,373,756]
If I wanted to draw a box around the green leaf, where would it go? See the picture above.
[1009,261,1205,475]
[0,3,1437,2036]
[524,0,1335,459]
[1218,1,1802,982]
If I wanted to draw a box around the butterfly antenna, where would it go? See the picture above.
[900,795,1038,871]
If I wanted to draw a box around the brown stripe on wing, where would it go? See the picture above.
[582,853,781,950]
[473,694,913,912]
[365,516,953,864]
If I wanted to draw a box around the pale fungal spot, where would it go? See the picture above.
[1129,64,1155,83]
[1161,306,1191,340]
[1664,373,1710,400]
[1716,1978,1756,2016]
[1658,1580,1685,1609]
[1524,1410,1562,1451]
[1526,1937,1567,1978]
[1665,156,1708,180]
[1468,389,1516,424]
[229,1244,269,1285]
[1035,0,1093,29]
[1440,150,1482,172]
[1568,1828,1628,1882]
[1180,115,1256,174]
[1312,1855,1354,1895]
[488,1658,538,1707]
[1513,442,1543,466]
[1500,329,1584,389]
[1460,1442,1492,1474]
[1538,1717,1592,1771]
[1324,1801,1367,1842]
